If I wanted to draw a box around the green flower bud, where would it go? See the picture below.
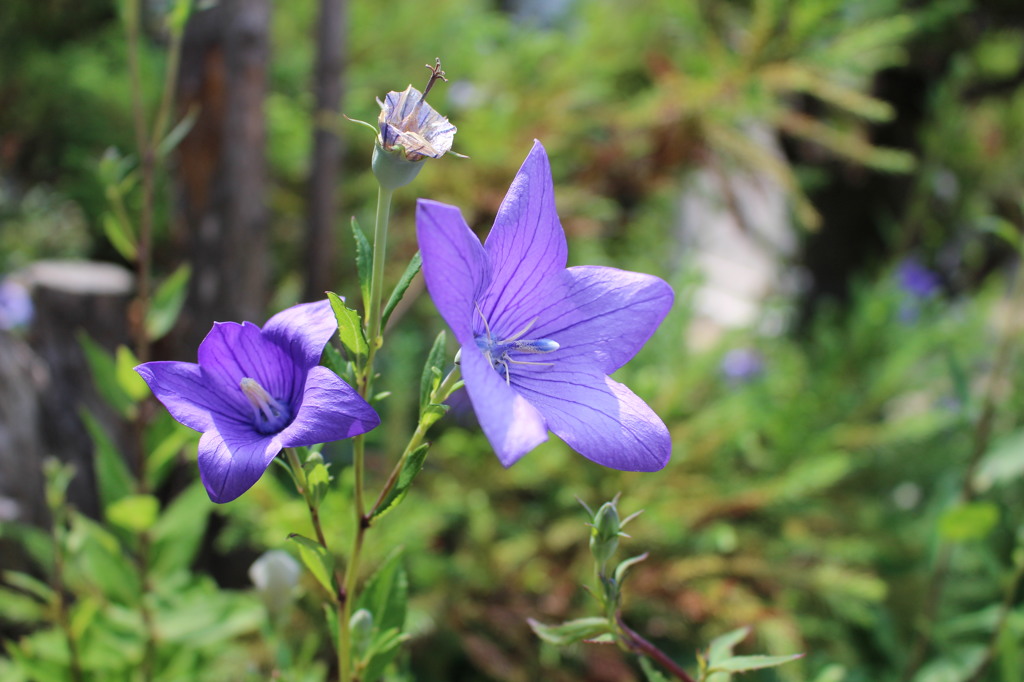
[349,608,374,658]
[590,500,622,566]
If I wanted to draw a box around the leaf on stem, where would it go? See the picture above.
[372,444,430,521]
[381,251,422,329]
[707,653,805,675]
[288,534,337,601]
[145,264,192,341]
[528,617,612,645]
[353,551,408,682]
[352,218,373,312]
[102,212,138,261]
[327,291,368,364]
[419,331,447,414]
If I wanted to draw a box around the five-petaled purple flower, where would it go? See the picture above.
[135,300,379,503]
[416,141,674,471]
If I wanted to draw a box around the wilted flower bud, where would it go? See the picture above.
[371,59,458,190]
[249,549,301,616]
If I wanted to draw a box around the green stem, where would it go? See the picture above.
[339,436,367,682]
[369,366,462,517]
[284,448,345,680]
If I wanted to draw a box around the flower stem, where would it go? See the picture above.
[369,366,462,517]
[284,447,346,680]
[615,613,696,682]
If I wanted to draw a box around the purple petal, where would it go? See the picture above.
[197,427,281,503]
[198,321,301,415]
[515,367,670,472]
[481,141,568,336]
[460,341,548,466]
[278,366,380,446]
[262,300,337,370]
[535,266,674,374]
[135,360,248,432]
[417,199,491,346]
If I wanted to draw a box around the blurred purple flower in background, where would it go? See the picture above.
[136,300,379,503]
[417,141,674,472]
[0,279,33,330]
[720,348,764,383]
[897,258,940,299]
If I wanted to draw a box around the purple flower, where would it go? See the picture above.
[416,141,673,471]
[135,300,379,503]
[720,348,764,382]
[377,85,456,161]
[897,259,940,299]
[0,278,33,330]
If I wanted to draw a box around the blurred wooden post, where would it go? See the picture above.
[303,0,347,301]
[20,260,137,521]
[175,0,270,350]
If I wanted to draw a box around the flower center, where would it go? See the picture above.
[473,312,559,384]
[239,377,291,434]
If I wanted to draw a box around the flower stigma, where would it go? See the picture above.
[474,306,559,384]
[240,377,291,434]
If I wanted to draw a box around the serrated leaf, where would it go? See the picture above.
[102,212,137,261]
[708,653,804,674]
[81,408,134,509]
[373,444,429,520]
[419,331,447,414]
[106,494,159,534]
[288,534,336,600]
[79,332,133,417]
[328,291,368,362]
[939,502,1000,542]
[145,264,191,341]
[708,626,750,665]
[381,251,422,329]
[115,345,149,402]
[528,617,612,645]
[352,218,372,312]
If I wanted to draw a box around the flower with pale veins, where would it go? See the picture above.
[377,85,456,161]
[416,141,674,471]
[135,300,379,503]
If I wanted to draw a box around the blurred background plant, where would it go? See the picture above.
[2,0,1024,680]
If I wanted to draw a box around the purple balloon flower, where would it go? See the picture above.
[416,141,674,471]
[135,300,380,503]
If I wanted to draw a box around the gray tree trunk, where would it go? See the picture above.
[303,0,347,301]
[175,0,270,350]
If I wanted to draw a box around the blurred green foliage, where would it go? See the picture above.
[3,0,1024,680]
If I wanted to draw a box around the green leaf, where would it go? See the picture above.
[613,552,649,586]
[527,617,612,645]
[354,551,408,682]
[144,413,196,491]
[419,331,447,414]
[708,626,750,665]
[974,429,1024,492]
[372,444,429,521]
[939,502,1000,542]
[0,523,54,573]
[707,653,805,674]
[639,656,672,682]
[328,291,368,362]
[304,453,331,509]
[150,481,211,575]
[145,264,191,341]
[67,513,141,605]
[2,571,55,605]
[115,345,149,402]
[106,494,159,534]
[381,251,422,329]
[288,534,336,599]
[352,217,373,312]
[156,106,198,158]
[0,586,47,625]
[78,332,133,417]
[81,408,134,509]
[102,212,137,262]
